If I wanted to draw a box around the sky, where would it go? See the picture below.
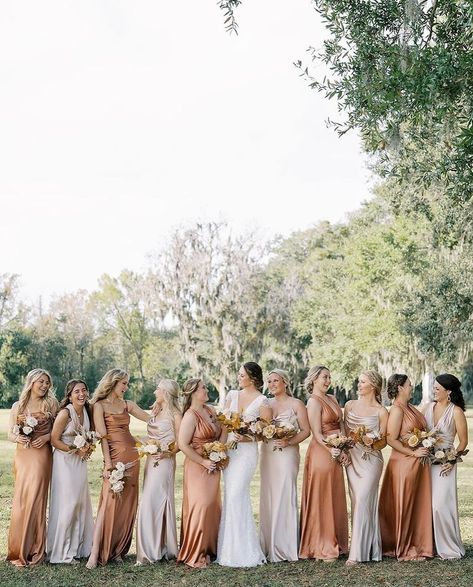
[0,1,372,302]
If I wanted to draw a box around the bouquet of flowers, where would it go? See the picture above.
[12,415,39,447]
[135,438,176,467]
[430,447,469,474]
[216,411,266,448]
[108,461,135,497]
[202,441,230,471]
[69,429,102,461]
[323,433,354,462]
[402,428,439,464]
[350,425,385,460]
[261,421,298,451]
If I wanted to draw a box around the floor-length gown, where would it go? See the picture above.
[136,416,178,563]
[299,395,348,560]
[177,407,222,568]
[7,412,53,567]
[424,401,465,559]
[260,408,300,562]
[379,403,434,560]
[87,403,139,566]
[345,410,383,562]
[217,390,267,567]
[47,404,94,562]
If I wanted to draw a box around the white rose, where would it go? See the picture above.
[26,416,38,427]
[160,442,170,452]
[73,435,87,449]
[22,425,33,435]
[434,450,445,460]
[115,462,126,472]
[422,438,435,448]
[12,424,20,435]
[111,481,124,493]
[146,444,158,455]
[209,452,221,462]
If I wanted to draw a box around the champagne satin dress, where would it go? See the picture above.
[7,412,53,567]
[177,407,222,568]
[136,416,178,563]
[47,404,94,562]
[260,408,300,562]
[345,410,383,562]
[87,404,139,566]
[424,401,465,559]
[299,395,348,560]
[379,403,434,560]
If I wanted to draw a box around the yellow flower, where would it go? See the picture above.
[408,435,419,448]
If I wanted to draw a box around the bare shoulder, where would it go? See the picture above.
[10,401,19,412]
[291,397,306,410]
[344,399,354,411]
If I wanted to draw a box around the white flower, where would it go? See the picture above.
[422,438,436,448]
[434,450,446,460]
[12,424,20,435]
[160,442,170,452]
[145,444,158,455]
[25,416,38,427]
[218,451,227,460]
[73,434,87,449]
[243,415,256,424]
[22,425,33,435]
[366,432,377,439]
[115,462,126,472]
[111,481,124,493]
[209,452,221,462]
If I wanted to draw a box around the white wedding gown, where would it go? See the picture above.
[217,390,267,567]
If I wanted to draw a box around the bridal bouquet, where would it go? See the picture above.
[402,428,439,464]
[135,438,176,467]
[202,441,230,471]
[216,411,265,448]
[350,425,385,460]
[108,461,135,497]
[12,415,39,447]
[69,429,102,461]
[430,447,469,473]
[261,421,298,451]
[323,433,354,461]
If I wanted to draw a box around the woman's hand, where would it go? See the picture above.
[413,447,429,458]
[339,451,351,467]
[330,447,341,459]
[274,438,289,449]
[31,434,49,449]
[440,462,454,477]
[15,434,30,446]
[233,432,250,443]
[201,458,216,472]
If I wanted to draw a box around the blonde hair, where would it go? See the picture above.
[304,365,329,395]
[267,369,292,396]
[91,368,129,404]
[361,370,383,405]
[181,378,202,415]
[17,368,59,419]
[152,378,181,418]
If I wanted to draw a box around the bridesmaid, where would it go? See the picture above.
[177,378,223,568]
[47,379,94,563]
[260,369,310,562]
[136,378,182,564]
[344,370,388,565]
[423,373,468,559]
[379,374,434,561]
[7,368,59,567]
[86,368,150,568]
[299,365,349,562]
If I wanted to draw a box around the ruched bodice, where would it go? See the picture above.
[147,415,175,444]
[311,395,343,436]
[424,402,456,449]
[103,409,136,465]
[190,407,221,453]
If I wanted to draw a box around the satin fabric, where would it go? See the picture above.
[345,410,383,562]
[87,405,139,566]
[379,403,434,560]
[7,412,53,567]
[136,416,178,563]
[299,395,348,560]
[47,404,94,562]
[177,407,222,568]
[259,408,300,562]
[424,401,465,559]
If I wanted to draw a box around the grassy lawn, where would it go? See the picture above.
[0,408,472,586]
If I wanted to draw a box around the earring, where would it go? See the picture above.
[447,392,451,403]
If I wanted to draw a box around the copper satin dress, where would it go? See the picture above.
[177,407,222,568]
[87,404,139,566]
[7,412,53,567]
[379,403,434,560]
[260,408,300,562]
[136,416,178,563]
[345,410,383,562]
[299,395,348,559]
[424,401,465,559]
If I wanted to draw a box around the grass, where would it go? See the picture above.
[0,409,472,586]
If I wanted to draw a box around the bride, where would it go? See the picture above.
[217,362,272,567]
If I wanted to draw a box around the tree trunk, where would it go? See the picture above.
[421,368,435,405]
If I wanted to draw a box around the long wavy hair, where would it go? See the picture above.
[181,378,202,415]
[304,365,329,396]
[267,369,292,396]
[152,378,181,419]
[17,368,59,419]
[59,379,93,425]
[91,368,129,404]
[361,370,383,405]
